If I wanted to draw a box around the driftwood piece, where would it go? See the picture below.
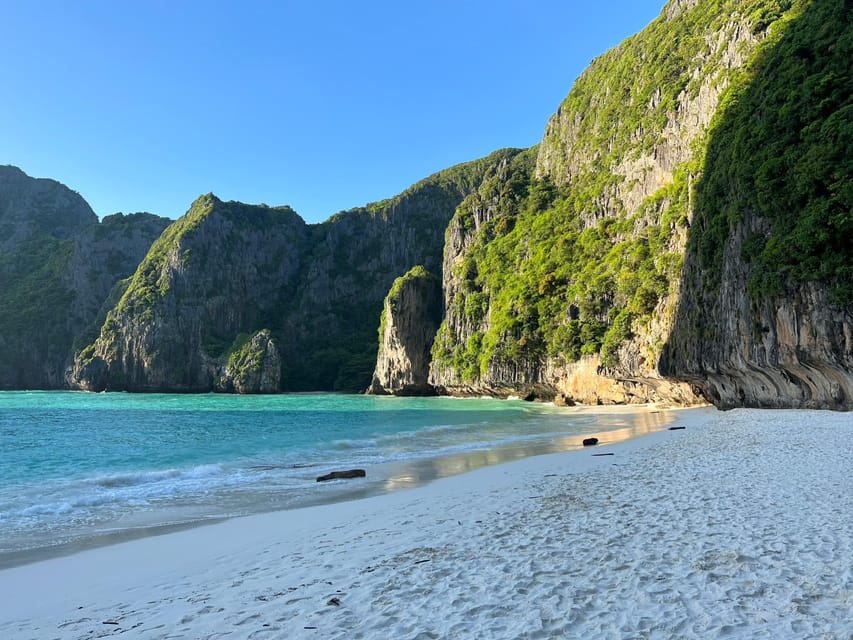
[316,469,367,482]
[668,426,686,431]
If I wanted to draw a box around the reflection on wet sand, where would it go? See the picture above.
[379,407,676,492]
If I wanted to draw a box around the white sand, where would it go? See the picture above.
[1,407,851,639]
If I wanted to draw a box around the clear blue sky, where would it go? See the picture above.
[1,0,665,223]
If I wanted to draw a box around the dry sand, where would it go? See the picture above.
[1,407,850,639]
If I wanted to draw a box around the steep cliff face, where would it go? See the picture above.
[0,166,96,387]
[68,212,174,351]
[0,166,169,388]
[527,0,780,404]
[369,266,442,395]
[428,0,787,403]
[71,150,520,393]
[661,0,853,409]
[281,148,525,391]
[663,219,852,409]
[7,2,849,406]
[70,195,308,391]
[0,165,96,246]
[429,149,543,396]
[427,0,849,409]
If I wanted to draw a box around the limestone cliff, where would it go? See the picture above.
[0,166,169,388]
[369,266,442,395]
[70,195,309,392]
[71,150,521,393]
[424,0,850,409]
[662,225,853,409]
[660,0,853,409]
[428,0,771,402]
[281,148,524,391]
[428,149,545,396]
[6,1,850,407]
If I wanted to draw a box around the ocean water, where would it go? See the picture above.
[0,391,671,565]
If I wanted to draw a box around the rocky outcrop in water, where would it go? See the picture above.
[368,266,442,395]
[69,195,310,392]
[216,329,282,394]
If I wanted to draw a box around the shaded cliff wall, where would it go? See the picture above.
[661,0,852,409]
[0,166,169,387]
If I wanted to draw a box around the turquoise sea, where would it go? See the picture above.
[0,391,671,566]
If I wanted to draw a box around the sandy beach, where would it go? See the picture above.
[1,406,850,639]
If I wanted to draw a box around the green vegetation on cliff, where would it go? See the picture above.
[431,0,800,381]
[540,0,794,178]
[0,167,169,388]
[378,265,442,346]
[0,236,75,339]
[73,151,521,393]
[110,195,303,322]
[692,0,852,303]
[432,159,688,379]
[278,149,525,392]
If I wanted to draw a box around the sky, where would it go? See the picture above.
[1,0,666,223]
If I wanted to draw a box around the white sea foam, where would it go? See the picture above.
[19,502,73,517]
[91,463,224,488]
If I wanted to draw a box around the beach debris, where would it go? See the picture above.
[102,620,119,625]
[327,597,341,606]
[582,437,599,446]
[316,469,367,482]
[592,453,615,456]
[414,558,431,565]
[668,426,686,430]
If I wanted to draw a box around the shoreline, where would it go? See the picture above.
[0,402,680,570]
[3,406,850,639]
